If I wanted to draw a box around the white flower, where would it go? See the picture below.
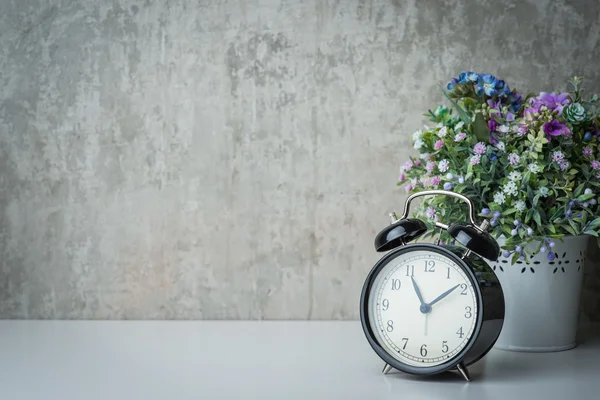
[454,121,464,130]
[412,129,423,140]
[528,163,541,174]
[438,159,450,172]
[494,192,506,205]
[420,152,431,160]
[585,188,593,195]
[436,122,444,128]
[515,200,526,211]
[494,141,506,152]
[508,171,522,182]
[538,187,550,197]
[498,125,510,133]
[438,126,448,138]
[503,181,518,196]
[414,139,424,149]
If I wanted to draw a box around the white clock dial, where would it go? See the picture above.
[367,249,478,367]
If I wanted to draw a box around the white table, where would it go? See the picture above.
[0,321,599,399]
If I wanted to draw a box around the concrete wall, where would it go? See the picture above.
[1,0,599,320]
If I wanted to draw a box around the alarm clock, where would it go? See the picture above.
[359,189,505,382]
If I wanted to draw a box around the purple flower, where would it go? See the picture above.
[508,153,520,166]
[425,206,437,219]
[583,146,593,158]
[529,92,571,115]
[543,120,571,140]
[443,182,453,190]
[434,140,444,150]
[454,132,467,142]
[470,155,481,165]
[426,161,436,173]
[592,160,600,170]
[473,142,487,155]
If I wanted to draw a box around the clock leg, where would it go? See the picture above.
[456,362,471,382]
[382,363,393,374]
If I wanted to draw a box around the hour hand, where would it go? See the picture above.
[411,276,426,306]
[428,284,460,307]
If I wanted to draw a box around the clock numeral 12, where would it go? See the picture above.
[405,265,414,277]
[424,260,435,272]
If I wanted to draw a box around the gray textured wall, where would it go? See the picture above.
[1,0,599,320]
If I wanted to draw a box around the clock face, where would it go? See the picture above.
[366,247,478,368]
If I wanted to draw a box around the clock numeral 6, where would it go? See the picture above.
[391,279,401,290]
[382,299,389,311]
[386,320,394,332]
[442,341,448,353]
[420,344,427,357]
[465,306,472,318]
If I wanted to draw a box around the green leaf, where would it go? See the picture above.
[564,224,578,236]
[439,86,470,124]
[574,183,585,197]
[588,217,600,229]
[584,229,599,237]
[472,113,490,143]
[568,219,580,234]
[533,211,542,227]
[548,224,556,234]
[525,208,534,223]
[576,193,595,202]
[511,252,520,265]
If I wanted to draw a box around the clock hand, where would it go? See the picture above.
[428,284,461,307]
[410,276,426,307]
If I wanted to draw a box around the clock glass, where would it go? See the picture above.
[366,248,478,367]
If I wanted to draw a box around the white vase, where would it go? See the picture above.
[489,235,589,352]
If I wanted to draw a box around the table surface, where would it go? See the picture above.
[0,320,599,400]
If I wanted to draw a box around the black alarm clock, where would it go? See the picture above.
[359,190,505,382]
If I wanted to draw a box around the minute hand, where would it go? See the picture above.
[428,284,460,307]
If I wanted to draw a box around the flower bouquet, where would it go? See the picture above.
[398,72,600,264]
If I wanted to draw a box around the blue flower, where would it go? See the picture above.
[447,77,459,90]
[449,72,479,90]
[479,74,500,96]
